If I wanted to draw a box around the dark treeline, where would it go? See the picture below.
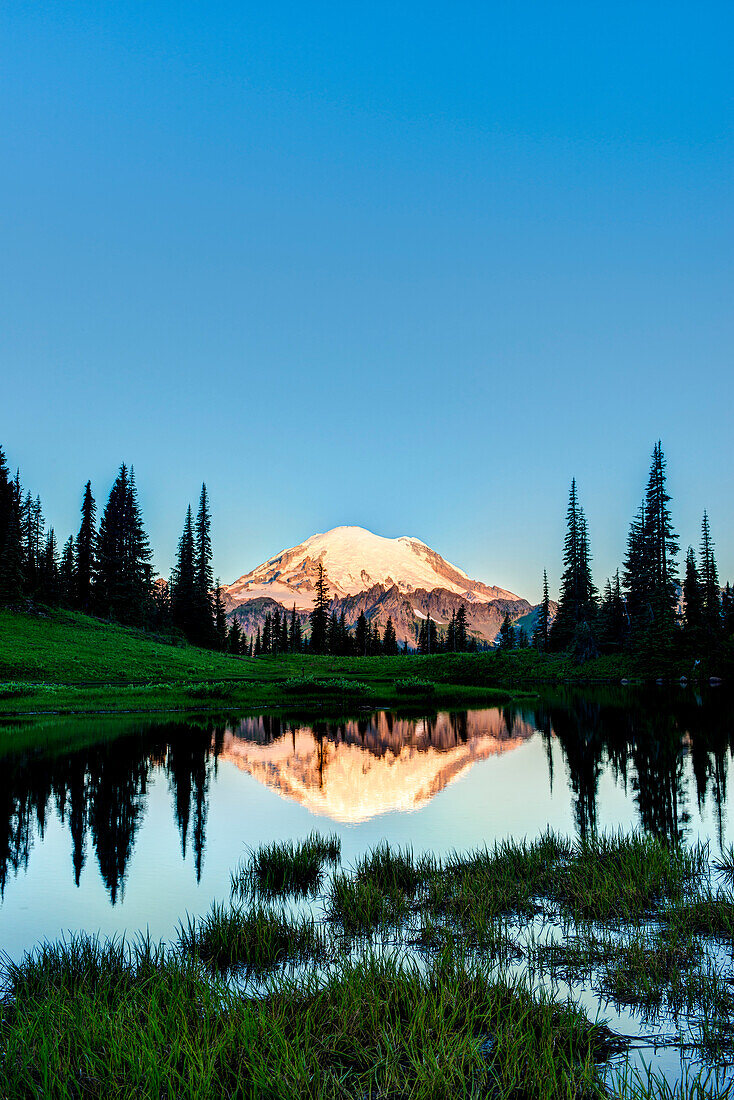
[0,444,234,651]
[2,438,732,661]
[525,441,734,665]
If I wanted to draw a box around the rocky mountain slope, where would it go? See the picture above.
[223,525,533,646]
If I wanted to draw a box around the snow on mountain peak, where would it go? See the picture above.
[223,525,519,611]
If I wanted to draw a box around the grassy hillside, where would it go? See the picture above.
[0,609,521,717]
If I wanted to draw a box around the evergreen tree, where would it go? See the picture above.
[455,604,468,652]
[96,465,153,624]
[192,484,214,646]
[643,441,679,623]
[700,511,721,636]
[0,447,23,605]
[212,581,228,650]
[549,479,597,649]
[262,612,272,653]
[75,481,97,613]
[170,506,197,639]
[683,547,704,644]
[722,584,734,638]
[289,605,302,652]
[623,500,654,627]
[279,609,289,652]
[498,611,516,649]
[598,571,626,651]
[355,609,368,656]
[327,610,340,654]
[383,616,398,655]
[227,617,242,654]
[309,562,330,654]
[254,625,262,656]
[516,626,529,648]
[60,536,76,606]
[39,528,60,604]
[446,610,457,652]
[532,570,551,650]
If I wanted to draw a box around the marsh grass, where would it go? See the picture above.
[3,832,734,1096]
[0,941,623,1100]
[231,832,341,900]
[177,902,324,972]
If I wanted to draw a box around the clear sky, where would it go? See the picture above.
[2,1,732,599]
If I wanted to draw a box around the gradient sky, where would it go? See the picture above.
[2,1,732,599]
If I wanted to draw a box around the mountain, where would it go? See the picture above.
[222,525,532,646]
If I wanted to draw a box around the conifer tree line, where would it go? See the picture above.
[527,441,734,659]
[0,444,230,651]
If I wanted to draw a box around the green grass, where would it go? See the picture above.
[231,832,342,900]
[0,936,624,1099]
[177,901,325,972]
[4,832,734,1096]
[0,608,524,720]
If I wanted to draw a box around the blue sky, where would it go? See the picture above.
[2,2,732,599]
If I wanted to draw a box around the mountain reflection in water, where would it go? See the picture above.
[219,710,536,823]
[0,687,732,906]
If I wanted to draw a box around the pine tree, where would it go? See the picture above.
[700,511,721,636]
[532,570,551,650]
[446,610,457,652]
[355,609,368,656]
[227,617,242,654]
[598,570,626,651]
[455,604,468,651]
[309,562,330,653]
[498,612,516,649]
[170,506,197,639]
[0,446,23,605]
[40,529,60,604]
[262,612,272,653]
[60,536,76,606]
[722,584,734,638]
[644,441,679,623]
[192,484,215,646]
[383,616,398,655]
[75,481,97,613]
[549,480,597,649]
[96,465,153,624]
[683,547,704,644]
[254,625,262,656]
[289,604,302,652]
[327,610,340,654]
[622,500,654,626]
[212,581,228,650]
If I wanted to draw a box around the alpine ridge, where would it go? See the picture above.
[222,526,535,647]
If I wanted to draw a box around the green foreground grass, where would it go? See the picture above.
[0,608,531,718]
[3,833,734,1097]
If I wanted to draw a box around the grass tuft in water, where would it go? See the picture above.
[177,902,324,971]
[231,832,341,899]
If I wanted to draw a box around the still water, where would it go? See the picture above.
[1,686,732,961]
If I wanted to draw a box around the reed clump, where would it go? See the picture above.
[232,832,342,900]
[177,902,324,971]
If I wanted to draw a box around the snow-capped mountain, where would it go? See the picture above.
[223,525,520,611]
[222,525,533,646]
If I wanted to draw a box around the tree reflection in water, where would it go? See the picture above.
[0,688,732,902]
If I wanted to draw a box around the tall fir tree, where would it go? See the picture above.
[309,562,330,653]
[96,465,153,624]
[683,547,704,643]
[549,479,597,649]
[170,505,197,639]
[643,441,679,624]
[192,484,215,646]
[383,616,398,655]
[455,604,468,651]
[59,536,76,607]
[75,481,97,613]
[699,511,721,635]
[355,609,368,656]
[212,580,228,651]
[289,604,302,652]
[0,446,23,605]
[532,569,551,650]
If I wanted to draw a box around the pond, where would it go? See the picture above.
[1,685,732,957]
[1,686,733,1087]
